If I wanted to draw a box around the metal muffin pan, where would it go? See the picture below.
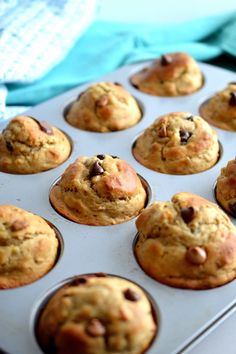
[0,62,236,354]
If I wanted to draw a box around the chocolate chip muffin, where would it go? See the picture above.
[65,82,142,132]
[133,112,219,174]
[37,274,156,354]
[135,192,236,289]
[215,158,236,217]
[0,205,59,289]
[130,52,203,96]
[199,83,236,131]
[50,155,147,225]
[0,115,71,174]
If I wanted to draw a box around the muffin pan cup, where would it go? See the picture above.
[0,62,236,354]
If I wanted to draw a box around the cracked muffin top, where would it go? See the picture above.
[216,158,236,217]
[36,274,157,354]
[49,154,147,225]
[135,192,236,289]
[65,82,142,132]
[0,115,71,174]
[133,112,219,175]
[199,83,236,131]
[130,52,203,96]
[0,205,59,289]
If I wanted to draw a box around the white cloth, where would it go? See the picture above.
[0,0,97,121]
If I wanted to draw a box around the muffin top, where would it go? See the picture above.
[135,192,236,289]
[216,158,236,216]
[50,155,147,225]
[199,83,236,131]
[37,274,156,354]
[0,205,59,289]
[0,115,71,174]
[65,82,142,132]
[131,52,203,96]
[133,112,219,174]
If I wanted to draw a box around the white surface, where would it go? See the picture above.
[97,0,236,23]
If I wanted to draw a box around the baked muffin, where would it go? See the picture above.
[37,273,156,354]
[0,205,59,289]
[130,52,203,96]
[133,112,219,175]
[215,158,236,217]
[135,192,236,290]
[0,115,71,174]
[199,83,236,131]
[50,155,147,225]
[65,82,142,132]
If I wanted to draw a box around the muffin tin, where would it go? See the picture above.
[0,61,236,354]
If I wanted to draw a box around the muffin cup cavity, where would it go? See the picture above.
[134,192,236,290]
[33,274,159,354]
[199,84,236,132]
[63,95,144,133]
[0,206,63,289]
[49,172,152,226]
[63,82,143,133]
[213,178,236,219]
[129,52,204,97]
[0,117,73,175]
[45,220,64,265]
[132,131,223,176]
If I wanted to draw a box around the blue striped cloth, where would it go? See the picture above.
[0,0,97,120]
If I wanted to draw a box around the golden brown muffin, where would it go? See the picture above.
[37,273,156,354]
[133,112,219,175]
[65,82,142,132]
[199,83,236,131]
[130,52,203,96]
[135,192,236,290]
[215,158,236,217]
[0,115,71,174]
[0,205,59,289]
[50,155,147,225]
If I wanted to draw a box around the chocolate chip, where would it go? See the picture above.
[11,219,28,232]
[95,272,107,277]
[111,155,118,159]
[124,288,140,302]
[180,130,192,144]
[38,121,54,135]
[132,83,139,89]
[186,246,207,265]
[229,82,236,85]
[6,141,13,152]
[114,82,122,86]
[70,277,87,286]
[77,91,85,100]
[160,54,172,66]
[229,92,236,106]
[89,161,104,178]
[158,125,167,138]
[63,102,73,117]
[229,202,236,216]
[96,95,109,107]
[96,154,105,160]
[180,207,195,223]
[86,319,106,337]
[186,115,194,121]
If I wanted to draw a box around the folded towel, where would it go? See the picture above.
[0,0,97,120]
[1,9,236,121]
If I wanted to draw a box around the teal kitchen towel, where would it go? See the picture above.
[5,11,236,108]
